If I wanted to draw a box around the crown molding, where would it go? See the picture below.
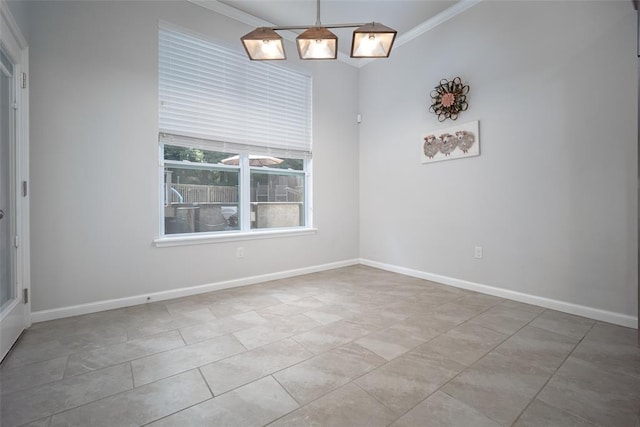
[189,0,481,68]
[359,0,482,67]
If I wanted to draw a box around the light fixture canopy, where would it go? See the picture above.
[296,27,338,60]
[351,22,397,58]
[240,0,397,61]
[241,27,286,61]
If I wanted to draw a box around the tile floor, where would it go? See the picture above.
[1,265,639,426]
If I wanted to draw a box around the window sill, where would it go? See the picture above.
[154,227,318,248]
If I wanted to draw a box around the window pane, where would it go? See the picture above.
[164,145,240,234]
[164,145,234,165]
[256,157,304,171]
[250,169,305,229]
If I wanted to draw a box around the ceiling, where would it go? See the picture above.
[213,0,462,58]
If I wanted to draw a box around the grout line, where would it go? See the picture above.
[380,304,548,425]
[61,354,71,379]
[20,361,137,425]
[139,383,216,426]
[351,380,391,411]
[128,361,135,388]
[510,321,597,426]
[176,328,188,346]
[271,374,303,406]
[197,366,215,397]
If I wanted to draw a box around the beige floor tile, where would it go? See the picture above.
[163,297,212,314]
[493,325,577,373]
[125,307,217,340]
[355,323,429,361]
[498,300,546,314]
[0,356,68,396]
[148,376,297,427]
[513,399,597,426]
[200,339,312,395]
[49,369,211,427]
[529,310,595,340]
[18,417,51,427]
[468,305,540,335]
[257,297,325,319]
[131,334,245,386]
[455,293,504,310]
[270,383,396,427]
[537,356,640,426]
[302,309,343,325]
[356,349,465,416]
[442,352,553,426]
[274,342,385,404]
[256,303,314,319]
[345,309,409,329]
[292,320,375,354]
[414,323,507,366]
[391,391,502,427]
[430,302,490,326]
[2,326,128,369]
[207,301,254,318]
[0,363,132,427]
[394,314,453,340]
[571,322,640,379]
[65,330,185,377]
[178,311,267,345]
[222,295,283,313]
[233,314,320,350]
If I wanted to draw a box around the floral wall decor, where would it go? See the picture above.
[421,120,479,164]
[429,77,469,122]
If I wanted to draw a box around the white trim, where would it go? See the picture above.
[18,49,29,329]
[188,0,481,69]
[359,258,638,329]
[395,0,481,49]
[31,258,359,323]
[0,1,27,49]
[155,227,318,247]
[359,0,482,67]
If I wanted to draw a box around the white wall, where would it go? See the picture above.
[27,1,360,312]
[359,1,638,320]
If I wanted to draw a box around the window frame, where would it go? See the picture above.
[155,144,314,247]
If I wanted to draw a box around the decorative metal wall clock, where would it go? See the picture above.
[429,77,469,122]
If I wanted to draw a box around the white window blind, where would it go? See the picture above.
[159,28,312,156]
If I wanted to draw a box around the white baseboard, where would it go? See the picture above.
[31,259,360,323]
[359,258,638,329]
[31,257,638,329]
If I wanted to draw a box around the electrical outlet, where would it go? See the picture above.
[236,247,244,258]
[474,246,483,259]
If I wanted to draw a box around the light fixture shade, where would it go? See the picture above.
[241,28,286,60]
[296,27,338,60]
[350,22,397,58]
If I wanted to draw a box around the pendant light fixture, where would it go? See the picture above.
[241,28,286,60]
[240,0,397,61]
[351,22,397,58]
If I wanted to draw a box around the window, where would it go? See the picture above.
[159,27,312,238]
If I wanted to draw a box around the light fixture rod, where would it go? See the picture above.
[270,22,370,31]
[315,0,321,26]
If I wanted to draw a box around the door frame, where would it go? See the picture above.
[0,0,31,361]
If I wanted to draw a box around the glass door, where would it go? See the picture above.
[0,41,25,361]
